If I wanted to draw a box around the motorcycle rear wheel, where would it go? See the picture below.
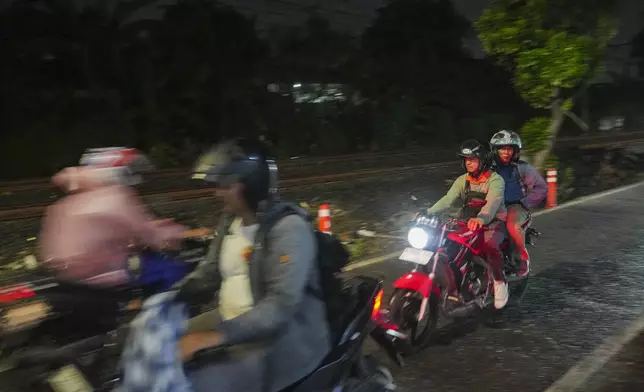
[388,289,439,349]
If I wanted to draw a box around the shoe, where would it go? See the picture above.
[494,280,509,309]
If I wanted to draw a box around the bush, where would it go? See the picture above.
[520,116,550,156]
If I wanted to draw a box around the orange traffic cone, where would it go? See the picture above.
[318,204,332,234]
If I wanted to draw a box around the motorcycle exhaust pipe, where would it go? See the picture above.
[446,301,480,319]
[370,326,407,368]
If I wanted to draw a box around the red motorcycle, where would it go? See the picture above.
[372,197,540,353]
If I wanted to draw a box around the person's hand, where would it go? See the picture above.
[467,218,484,231]
[184,228,213,239]
[178,332,225,362]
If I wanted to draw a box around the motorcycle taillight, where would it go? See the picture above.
[371,289,384,319]
[0,286,36,303]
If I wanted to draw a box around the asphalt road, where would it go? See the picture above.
[349,181,644,392]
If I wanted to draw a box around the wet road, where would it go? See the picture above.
[350,182,644,391]
[583,327,644,391]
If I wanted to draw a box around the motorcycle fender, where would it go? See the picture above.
[392,272,441,298]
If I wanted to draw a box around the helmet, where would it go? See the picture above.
[490,130,522,162]
[79,147,153,186]
[192,138,278,211]
[458,139,493,177]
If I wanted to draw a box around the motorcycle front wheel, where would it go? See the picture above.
[388,289,439,349]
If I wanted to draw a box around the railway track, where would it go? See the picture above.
[0,148,440,193]
[0,161,459,222]
[0,131,642,193]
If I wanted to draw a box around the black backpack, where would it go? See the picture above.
[256,206,350,326]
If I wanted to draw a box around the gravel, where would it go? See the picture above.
[2,151,644,282]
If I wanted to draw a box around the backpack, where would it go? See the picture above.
[256,206,350,327]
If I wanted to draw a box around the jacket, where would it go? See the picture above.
[426,170,507,224]
[178,200,330,392]
[497,161,548,209]
[39,166,185,286]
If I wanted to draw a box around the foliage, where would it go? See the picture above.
[0,0,529,178]
[476,0,617,108]
[148,143,179,169]
[476,0,617,169]
[519,116,550,155]
[633,25,644,75]
[358,0,525,149]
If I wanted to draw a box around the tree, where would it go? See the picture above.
[0,0,164,177]
[357,0,474,148]
[476,0,618,168]
[0,0,265,177]
[632,25,644,77]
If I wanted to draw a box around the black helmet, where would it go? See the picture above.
[192,138,278,211]
[457,139,493,177]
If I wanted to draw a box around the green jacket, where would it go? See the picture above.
[426,172,507,224]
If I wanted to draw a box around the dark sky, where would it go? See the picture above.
[131,0,643,62]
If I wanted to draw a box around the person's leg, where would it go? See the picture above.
[506,204,530,277]
[484,221,508,309]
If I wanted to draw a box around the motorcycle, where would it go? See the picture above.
[0,233,210,391]
[185,275,396,392]
[3,275,397,392]
[372,196,541,352]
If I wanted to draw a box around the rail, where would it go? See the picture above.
[0,161,458,222]
[0,131,642,192]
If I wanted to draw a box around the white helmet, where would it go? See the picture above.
[79,147,154,186]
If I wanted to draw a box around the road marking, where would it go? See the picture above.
[531,178,644,218]
[345,251,402,271]
[543,310,644,392]
[343,178,644,391]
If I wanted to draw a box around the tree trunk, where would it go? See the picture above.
[531,98,566,170]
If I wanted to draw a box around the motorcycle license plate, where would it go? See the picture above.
[399,248,434,265]
[47,365,93,392]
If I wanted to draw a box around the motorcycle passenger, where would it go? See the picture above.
[426,140,509,309]
[39,148,185,287]
[490,130,547,277]
[175,138,330,392]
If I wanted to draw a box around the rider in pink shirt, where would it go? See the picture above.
[39,148,185,287]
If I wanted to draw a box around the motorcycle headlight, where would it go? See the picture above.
[407,227,430,249]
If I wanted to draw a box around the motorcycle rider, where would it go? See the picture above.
[426,140,509,309]
[39,147,185,287]
[490,130,547,277]
[174,138,330,392]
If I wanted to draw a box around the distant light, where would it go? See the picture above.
[293,83,302,88]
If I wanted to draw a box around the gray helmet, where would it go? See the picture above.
[192,138,278,211]
[490,130,522,162]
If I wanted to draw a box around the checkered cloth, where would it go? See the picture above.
[118,291,192,392]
